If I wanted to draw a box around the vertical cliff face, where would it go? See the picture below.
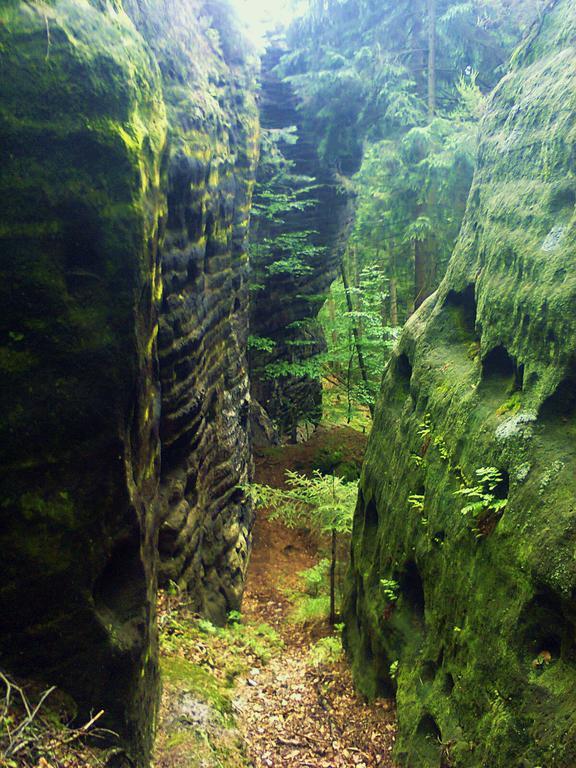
[345,2,576,766]
[0,0,258,762]
[249,41,358,435]
[0,0,167,761]
[125,0,259,623]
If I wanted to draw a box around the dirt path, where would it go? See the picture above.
[235,428,398,768]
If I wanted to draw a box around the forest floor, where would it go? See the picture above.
[155,425,398,768]
[0,423,397,768]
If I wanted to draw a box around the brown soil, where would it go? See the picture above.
[235,427,398,768]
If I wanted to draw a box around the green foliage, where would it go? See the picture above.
[265,254,313,277]
[284,0,538,328]
[247,335,276,352]
[251,1,536,433]
[227,622,284,665]
[247,469,357,536]
[351,106,479,318]
[287,565,341,627]
[291,594,332,625]
[308,635,343,666]
[408,494,425,513]
[248,472,357,625]
[263,355,324,381]
[320,263,397,411]
[248,120,330,435]
[160,605,283,669]
[248,124,327,430]
[157,596,282,767]
[321,382,372,431]
[249,126,321,289]
[418,414,432,440]
[300,558,331,597]
[454,466,508,518]
[434,435,450,462]
[313,446,361,481]
[380,578,400,603]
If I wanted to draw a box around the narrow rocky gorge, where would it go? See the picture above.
[1,1,576,768]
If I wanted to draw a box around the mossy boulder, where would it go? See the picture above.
[0,0,167,762]
[345,3,576,766]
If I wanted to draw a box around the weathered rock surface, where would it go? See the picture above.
[346,3,576,766]
[249,41,358,434]
[0,0,258,762]
[125,0,259,623]
[0,0,167,762]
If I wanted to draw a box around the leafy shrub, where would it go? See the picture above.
[309,635,343,666]
[301,559,331,597]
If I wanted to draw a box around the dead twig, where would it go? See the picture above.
[4,684,56,757]
[1,672,113,766]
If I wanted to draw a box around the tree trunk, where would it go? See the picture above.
[346,340,354,424]
[390,276,398,326]
[329,528,337,626]
[427,0,437,120]
[350,245,363,341]
[341,260,374,417]
[290,419,298,444]
[389,248,399,326]
[411,2,427,100]
[328,293,338,347]
[328,291,340,378]
[414,237,427,309]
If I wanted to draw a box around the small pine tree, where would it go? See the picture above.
[247,470,358,625]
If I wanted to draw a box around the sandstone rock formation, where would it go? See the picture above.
[0,0,257,762]
[126,0,259,624]
[345,2,576,765]
[0,1,167,761]
[249,40,358,435]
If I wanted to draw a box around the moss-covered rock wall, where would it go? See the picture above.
[0,0,258,762]
[125,0,259,623]
[0,0,167,761]
[345,2,576,766]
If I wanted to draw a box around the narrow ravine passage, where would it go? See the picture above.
[2,3,576,767]
[154,426,397,768]
[236,427,397,768]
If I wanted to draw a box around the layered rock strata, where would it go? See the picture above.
[346,2,576,766]
[249,41,358,435]
[0,0,258,761]
[125,0,259,622]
